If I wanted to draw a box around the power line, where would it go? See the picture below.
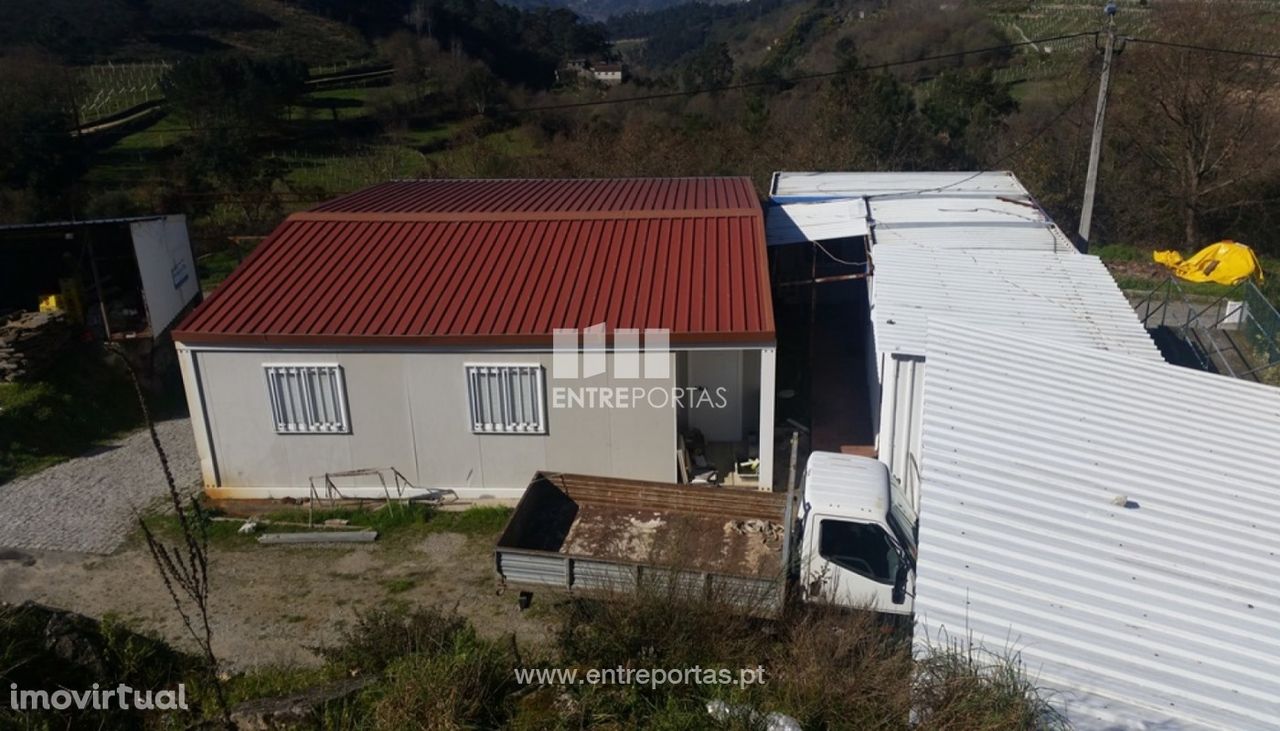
[868,66,1099,200]
[1124,36,1280,62]
[23,30,1098,141]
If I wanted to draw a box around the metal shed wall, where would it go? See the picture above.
[915,320,1280,730]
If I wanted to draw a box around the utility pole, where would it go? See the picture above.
[1078,0,1119,252]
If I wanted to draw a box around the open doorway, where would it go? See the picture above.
[769,236,876,473]
[674,349,764,487]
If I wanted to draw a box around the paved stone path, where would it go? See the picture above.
[0,419,200,554]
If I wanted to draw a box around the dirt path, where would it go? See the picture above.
[0,529,550,670]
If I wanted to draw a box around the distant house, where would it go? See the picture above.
[556,59,627,85]
[592,63,626,85]
[172,178,777,499]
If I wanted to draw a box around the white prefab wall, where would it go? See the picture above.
[876,352,924,510]
[130,216,199,336]
[184,348,679,498]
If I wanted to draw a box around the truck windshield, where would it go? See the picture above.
[818,519,899,585]
[887,507,917,564]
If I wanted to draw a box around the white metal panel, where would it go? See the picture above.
[873,225,1063,251]
[771,171,1029,198]
[876,353,924,509]
[914,320,1280,730]
[764,199,869,245]
[872,246,1160,362]
[869,196,1049,226]
[129,215,199,336]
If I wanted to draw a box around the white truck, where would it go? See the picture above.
[494,451,918,617]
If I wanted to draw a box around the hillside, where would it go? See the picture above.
[0,0,371,64]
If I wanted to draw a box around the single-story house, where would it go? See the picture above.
[173,178,777,499]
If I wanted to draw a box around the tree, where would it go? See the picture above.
[1112,2,1280,248]
[0,50,84,220]
[922,68,1018,166]
[806,58,928,171]
[160,55,304,222]
[163,55,308,133]
[459,64,503,116]
[681,42,733,92]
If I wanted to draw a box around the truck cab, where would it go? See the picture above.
[797,452,918,615]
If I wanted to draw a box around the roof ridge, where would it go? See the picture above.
[290,208,762,224]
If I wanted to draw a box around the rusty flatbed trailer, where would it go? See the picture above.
[495,472,794,615]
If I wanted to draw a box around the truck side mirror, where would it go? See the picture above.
[891,567,909,605]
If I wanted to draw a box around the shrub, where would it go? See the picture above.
[319,606,470,675]
[367,631,516,730]
[913,642,1066,731]
[763,606,913,729]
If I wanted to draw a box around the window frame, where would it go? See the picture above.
[464,363,547,435]
[263,363,351,435]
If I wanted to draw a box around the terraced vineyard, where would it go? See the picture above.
[76,63,171,124]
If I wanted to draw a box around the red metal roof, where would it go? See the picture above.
[175,178,774,347]
[313,177,758,215]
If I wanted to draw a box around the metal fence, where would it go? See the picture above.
[1136,277,1280,383]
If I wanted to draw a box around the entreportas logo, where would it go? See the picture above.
[550,323,726,410]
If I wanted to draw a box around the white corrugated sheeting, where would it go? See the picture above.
[915,320,1280,730]
[771,171,1031,198]
[765,198,868,245]
[873,246,1162,362]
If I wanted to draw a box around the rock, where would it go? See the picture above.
[230,677,375,730]
[0,310,75,382]
[0,548,36,566]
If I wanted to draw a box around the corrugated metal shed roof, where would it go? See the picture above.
[764,171,1153,358]
[915,320,1280,730]
[175,178,774,347]
[0,216,164,233]
[873,246,1161,361]
[315,177,759,214]
[765,199,868,246]
[771,170,1032,199]
[768,170,1073,252]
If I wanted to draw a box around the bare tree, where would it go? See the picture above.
[111,346,231,727]
[1114,2,1280,247]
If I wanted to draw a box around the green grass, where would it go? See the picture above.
[383,578,418,594]
[425,506,513,536]
[295,87,382,121]
[197,246,252,292]
[1094,243,1149,263]
[222,664,338,706]
[139,504,512,549]
[1098,243,1280,306]
[0,347,161,483]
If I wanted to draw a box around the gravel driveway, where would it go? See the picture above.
[0,419,200,554]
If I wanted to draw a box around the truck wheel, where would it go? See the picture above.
[518,592,533,611]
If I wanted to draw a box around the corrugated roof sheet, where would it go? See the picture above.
[768,170,1073,252]
[771,170,1032,199]
[915,320,1280,730]
[175,178,774,346]
[315,177,759,214]
[765,199,869,245]
[765,171,1153,358]
[0,216,164,233]
[873,246,1161,361]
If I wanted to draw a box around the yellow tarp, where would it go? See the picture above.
[1153,240,1264,285]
